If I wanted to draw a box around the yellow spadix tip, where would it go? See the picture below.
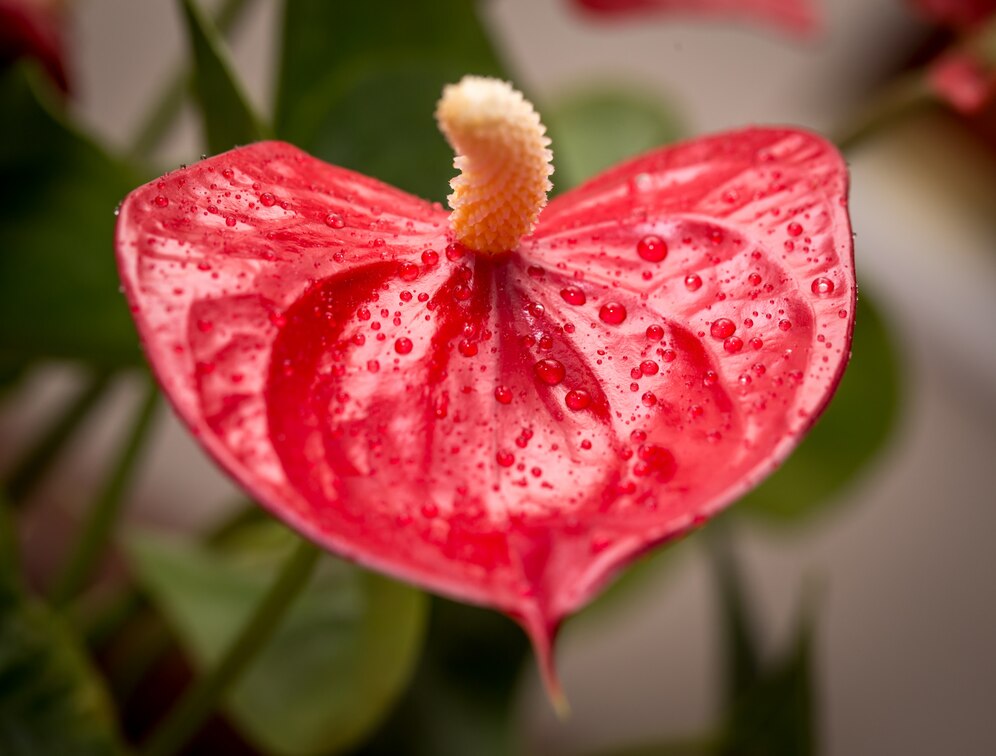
[436,76,554,255]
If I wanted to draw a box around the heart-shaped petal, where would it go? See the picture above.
[116,129,853,691]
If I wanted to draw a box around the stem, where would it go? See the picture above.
[82,499,260,647]
[127,0,254,160]
[50,377,160,607]
[834,73,935,153]
[140,537,321,756]
[4,370,115,506]
[835,15,996,153]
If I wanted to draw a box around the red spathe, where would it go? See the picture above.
[116,130,854,686]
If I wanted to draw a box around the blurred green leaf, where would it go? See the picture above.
[546,87,685,191]
[0,65,140,366]
[0,356,26,399]
[583,740,717,756]
[0,499,124,755]
[709,530,762,704]
[710,531,816,756]
[126,525,427,755]
[737,292,900,521]
[718,609,815,756]
[275,0,505,202]
[180,0,269,154]
[355,597,529,756]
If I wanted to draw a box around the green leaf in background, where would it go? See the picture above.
[718,609,815,756]
[709,530,762,705]
[126,525,427,756]
[545,87,685,192]
[180,0,270,154]
[0,65,141,366]
[274,0,505,202]
[355,597,530,756]
[736,291,900,521]
[710,532,816,756]
[0,497,125,755]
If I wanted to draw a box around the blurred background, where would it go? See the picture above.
[1,0,995,754]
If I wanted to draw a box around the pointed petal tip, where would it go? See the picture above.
[517,604,571,717]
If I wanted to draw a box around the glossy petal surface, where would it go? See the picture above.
[116,131,853,663]
[572,0,819,35]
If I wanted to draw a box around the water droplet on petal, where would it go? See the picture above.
[565,389,591,411]
[710,318,736,339]
[684,274,702,291]
[259,192,276,207]
[599,302,627,325]
[633,444,675,479]
[811,277,835,296]
[494,386,513,404]
[324,212,345,228]
[154,195,169,208]
[398,262,419,282]
[724,336,744,354]
[394,337,413,354]
[560,286,586,306]
[637,234,668,262]
[534,359,565,385]
[787,222,804,237]
[646,324,665,341]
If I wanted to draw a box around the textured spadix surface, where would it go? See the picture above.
[116,130,853,668]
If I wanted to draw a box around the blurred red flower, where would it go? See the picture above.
[0,0,68,90]
[571,0,819,35]
[909,0,996,29]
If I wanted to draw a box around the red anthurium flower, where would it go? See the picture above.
[571,0,819,35]
[116,77,853,699]
[909,0,996,29]
[0,0,68,91]
[907,1,996,114]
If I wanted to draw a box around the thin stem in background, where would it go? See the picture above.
[127,0,255,161]
[140,537,321,756]
[50,377,161,607]
[834,73,936,153]
[4,370,115,506]
[82,498,261,648]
